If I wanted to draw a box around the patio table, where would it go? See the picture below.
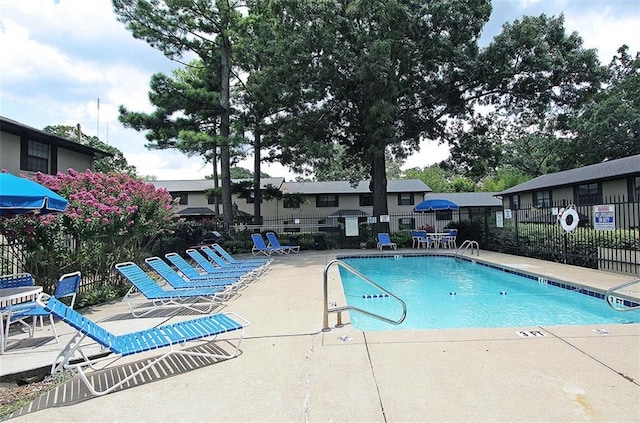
[0,285,43,354]
[415,233,450,248]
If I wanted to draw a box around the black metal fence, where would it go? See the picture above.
[0,235,127,294]
[2,196,638,294]
[224,196,639,276]
[224,207,491,252]
[483,196,639,275]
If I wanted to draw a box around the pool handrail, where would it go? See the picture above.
[455,240,479,260]
[604,278,640,312]
[322,259,407,332]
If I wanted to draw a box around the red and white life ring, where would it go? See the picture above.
[560,207,579,232]
[556,207,565,222]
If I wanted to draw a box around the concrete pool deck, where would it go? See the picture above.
[3,249,639,422]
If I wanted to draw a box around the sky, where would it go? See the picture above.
[1,0,639,181]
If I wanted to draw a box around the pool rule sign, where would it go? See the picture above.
[593,205,615,230]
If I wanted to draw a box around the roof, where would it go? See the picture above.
[0,115,111,158]
[175,207,216,216]
[152,178,285,192]
[497,154,640,196]
[280,179,431,194]
[424,192,502,208]
[328,209,367,217]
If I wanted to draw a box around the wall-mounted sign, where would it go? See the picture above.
[380,215,390,223]
[504,209,512,219]
[496,211,504,228]
[345,217,359,236]
[593,204,615,230]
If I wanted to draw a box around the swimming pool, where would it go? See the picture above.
[338,255,640,331]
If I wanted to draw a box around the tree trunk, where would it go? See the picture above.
[220,32,233,231]
[253,126,263,225]
[370,151,389,234]
[212,141,220,215]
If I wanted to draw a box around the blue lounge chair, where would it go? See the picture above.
[376,233,397,250]
[200,246,266,274]
[251,233,283,256]
[6,271,81,344]
[37,294,248,397]
[185,249,255,279]
[115,262,228,317]
[165,252,248,283]
[266,232,300,254]
[211,243,271,266]
[144,257,241,291]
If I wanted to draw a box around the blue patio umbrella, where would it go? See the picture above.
[0,173,68,216]
[413,199,459,212]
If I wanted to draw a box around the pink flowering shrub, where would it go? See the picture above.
[0,170,176,291]
[35,169,175,242]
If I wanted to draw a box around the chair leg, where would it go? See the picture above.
[49,315,59,343]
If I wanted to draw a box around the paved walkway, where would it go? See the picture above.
[3,249,639,422]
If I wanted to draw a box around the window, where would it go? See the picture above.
[397,193,414,206]
[398,217,415,230]
[436,210,453,221]
[576,183,600,205]
[24,140,50,173]
[316,194,338,207]
[171,192,189,205]
[283,197,297,208]
[359,194,373,207]
[510,194,520,210]
[533,190,551,208]
[207,194,221,205]
[629,176,640,201]
[246,195,254,204]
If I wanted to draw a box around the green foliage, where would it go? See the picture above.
[113,0,244,229]
[118,62,223,160]
[403,165,455,192]
[147,220,208,258]
[479,167,530,192]
[488,222,639,269]
[566,45,640,166]
[448,14,607,179]
[230,166,270,179]
[255,0,493,217]
[402,164,478,192]
[75,283,130,309]
[0,170,176,293]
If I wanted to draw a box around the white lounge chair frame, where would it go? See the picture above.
[37,294,248,397]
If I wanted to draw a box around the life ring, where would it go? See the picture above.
[556,207,565,222]
[560,208,579,232]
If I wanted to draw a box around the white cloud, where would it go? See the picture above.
[128,150,211,180]
[1,0,638,181]
[565,10,639,63]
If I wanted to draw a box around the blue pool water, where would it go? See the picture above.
[338,256,640,331]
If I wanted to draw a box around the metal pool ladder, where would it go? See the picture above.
[455,240,479,260]
[605,278,640,311]
[322,259,407,332]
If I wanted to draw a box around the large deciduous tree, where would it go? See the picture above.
[448,14,606,178]
[566,45,640,166]
[113,0,242,230]
[256,0,493,229]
